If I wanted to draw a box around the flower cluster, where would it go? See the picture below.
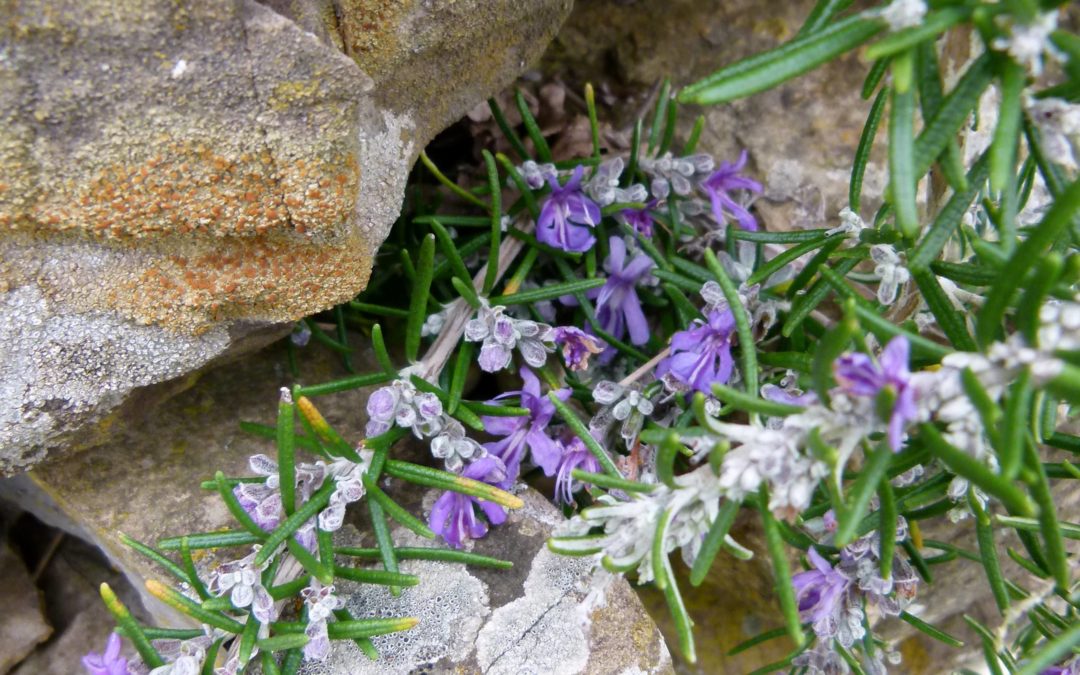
[465,302,554,372]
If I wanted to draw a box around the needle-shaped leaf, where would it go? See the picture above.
[865,7,970,60]
[548,393,622,478]
[384,460,525,509]
[689,498,741,587]
[102,583,165,667]
[679,14,883,105]
[759,488,806,649]
[850,88,887,213]
[515,89,552,162]
[977,177,1080,345]
[889,50,920,239]
[796,0,855,38]
[406,234,436,362]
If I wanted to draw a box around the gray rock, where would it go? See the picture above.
[304,492,672,675]
[0,541,52,672]
[0,0,572,474]
[3,344,671,673]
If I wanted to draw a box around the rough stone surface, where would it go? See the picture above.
[0,540,53,672]
[305,491,671,675]
[3,343,671,673]
[8,532,150,675]
[0,0,572,474]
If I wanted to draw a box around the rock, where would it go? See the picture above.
[10,534,149,675]
[0,540,53,672]
[306,492,672,675]
[3,343,671,673]
[0,0,572,474]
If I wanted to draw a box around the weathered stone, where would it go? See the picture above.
[304,492,672,675]
[0,0,572,474]
[10,534,150,675]
[3,343,670,673]
[0,540,53,672]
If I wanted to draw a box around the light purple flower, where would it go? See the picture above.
[481,367,569,481]
[792,547,853,637]
[553,326,605,371]
[234,452,325,545]
[290,321,311,347]
[591,380,654,447]
[536,165,601,253]
[833,336,916,451]
[365,379,445,438]
[656,308,736,394]
[428,456,509,548]
[301,578,343,662]
[616,200,657,237]
[760,383,817,407]
[699,150,762,231]
[465,304,554,373]
[1043,657,1080,675]
[319,457,368,532]
[593,237,654,346]
[207,548,275,625]
[519,160,557,190]
[83,633,128,675]
[431,418,484,472]
[553,437,601,506]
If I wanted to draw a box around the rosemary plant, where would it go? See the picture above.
[84,1,1080,673]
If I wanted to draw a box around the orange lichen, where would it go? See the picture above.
[17,138,360,243]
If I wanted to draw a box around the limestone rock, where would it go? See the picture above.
[10,534,150,675]
[305,492,672,675]
[3,344,671,673]
[0,541,53,672]
[0,0,572,473]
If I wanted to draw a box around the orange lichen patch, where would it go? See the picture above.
[94,232,375,331]
[336,0,413,68]
[20,139,359,241]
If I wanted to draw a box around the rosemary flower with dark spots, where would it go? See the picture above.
[553,326,605,371]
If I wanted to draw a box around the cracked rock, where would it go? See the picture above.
[0,540,52,672]
[0,0,572,473]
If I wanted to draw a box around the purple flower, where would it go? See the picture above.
[699,150,762,231]
[553,437,600,506]
[792,548,853,637]
[760,383,817,407]
[616,200,657,237]
[553,326,605,371]
[481,367,568,481]
[833,336,916,451]
[657,308,736,394]
[301,578,343,662]
[428,456,509,548]
[1043,657,1080,675]
[536,165,601,253]
[593,237,654,346]
[465,303,554,373]
[82,633,128,675]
